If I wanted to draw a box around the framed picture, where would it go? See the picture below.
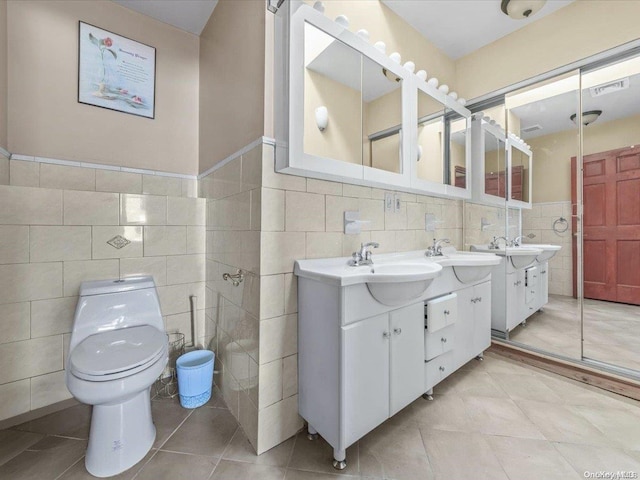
[78,22,156,119]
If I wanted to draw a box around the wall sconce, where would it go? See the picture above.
[501,0,546,19]
[315,106,328,131]
[570,110,602,126]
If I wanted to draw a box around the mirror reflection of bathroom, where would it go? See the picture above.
[503,56,640,377]
[502,71,581,358]
[362,52,403,173]
[303,21,403,173]
[303,22,363,164]
[579,55,640,373]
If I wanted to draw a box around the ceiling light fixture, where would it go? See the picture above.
[501,0,547,19]
[570,110,602,126]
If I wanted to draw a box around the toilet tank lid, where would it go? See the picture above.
[79,276,156,296]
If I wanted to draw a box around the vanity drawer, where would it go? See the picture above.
[425,350,453,392]
[424,323,455,361]
[424,293,457,333]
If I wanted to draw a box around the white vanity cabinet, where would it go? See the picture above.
[295,250,501,470]
[455,280,492,369]
[343,302,424,446]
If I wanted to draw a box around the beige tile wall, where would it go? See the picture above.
[255,142,464,454]
[522,201,573,296]
[201,144,262,452]
[463,202,521,249]
[0,159,206,422]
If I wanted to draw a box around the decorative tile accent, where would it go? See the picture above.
[107,235,131,249]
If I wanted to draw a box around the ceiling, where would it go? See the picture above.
[113,0,218,36]
[382,0,575,60]
[510,72,640,141]
[113,0,576,54]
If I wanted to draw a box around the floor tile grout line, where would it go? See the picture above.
[53,454,85,480]
[152,407,195,451]
[206,425,240,480]
[130,448,160,480]
[547,439,588,479]
[283,429,299,470]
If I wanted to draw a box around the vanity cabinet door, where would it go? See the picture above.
[453,286,475,370]
[472,281,492,355]
[343,313,390,446]
[389,302,425,416]
[506,270,526,332]
[538,262,549,309]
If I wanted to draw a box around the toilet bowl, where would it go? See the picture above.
[65,276,168,478]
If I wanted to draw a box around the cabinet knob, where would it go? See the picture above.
[441,337,447,343]
[477,297,482,302]
[383,331,390,339]
[471,298,476,304]
[444,309,450,315]
[393,327,402,335]
[541,270,547,274]
[439,366,445,372]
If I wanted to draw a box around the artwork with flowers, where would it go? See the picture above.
[78,22,156,119]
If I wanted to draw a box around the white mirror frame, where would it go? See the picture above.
[410,78,471,199]
[470,114,508,207]
[506,135,533,209]
[280,3,472,199]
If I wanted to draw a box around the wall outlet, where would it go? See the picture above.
[384,193,394,213]
[393,193,401,213]
[425,213,437,231]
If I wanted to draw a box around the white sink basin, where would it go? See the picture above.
[365,263,442,306]
[294,255,444,306]
[520,243,562,262]
[432,251,502,284]
[470,245,543,270]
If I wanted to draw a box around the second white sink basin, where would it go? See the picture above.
[432,251,502,284]
[470,245,542,270]
[366,263,442,306]
[520,243,562,262]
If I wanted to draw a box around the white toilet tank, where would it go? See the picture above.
[70,276,164,352]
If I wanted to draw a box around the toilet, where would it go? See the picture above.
[65,276,168,478]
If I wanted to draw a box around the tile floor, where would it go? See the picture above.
[1,352,640,479]
[509,295,640,372]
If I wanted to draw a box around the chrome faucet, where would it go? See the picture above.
[489,236,509,249]
[350,242,379,266]
[512,235,525,247]
[425,238,450,257]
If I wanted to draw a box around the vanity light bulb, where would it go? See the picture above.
[483,115,491,122]
[313,1,325,13]
[403,61,415,73]
[315,106,329,132]
[356,29,370,41]
[389,52,401,64]
[438,84,450,94]
[416,70,427,81]
[458,98,467,106]
[335,15,349,28]
[490,119,497,126]
[449,92,458,100]
[427,77,439,88]
[374,41,386,54]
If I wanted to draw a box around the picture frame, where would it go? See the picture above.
[78,21,156,119]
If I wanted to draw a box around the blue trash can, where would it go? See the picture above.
[176,350,215,408]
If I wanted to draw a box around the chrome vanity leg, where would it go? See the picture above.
[332,448,347,470]
[476,353,484,361]
[522,319,527,327]
[307,425,318,441]
[422,388,434,401]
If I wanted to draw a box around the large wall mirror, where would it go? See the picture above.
[284,3,470,198]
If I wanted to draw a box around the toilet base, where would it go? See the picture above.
[85,387,156,478]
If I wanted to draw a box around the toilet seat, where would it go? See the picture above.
[70,325,167,382]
